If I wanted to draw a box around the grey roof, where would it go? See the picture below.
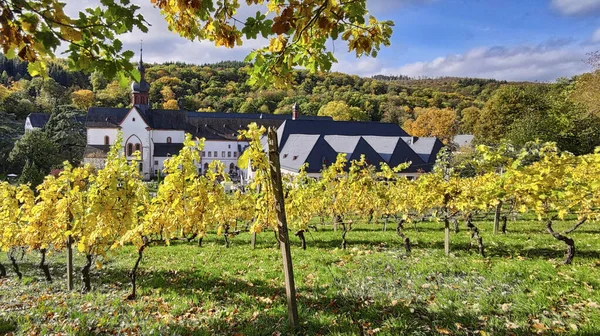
[186,112,330,121]
[323,136,361,155]
[85,108,130,128]
[27,113,85,128]
[279,134,321,172]
[402,137,444,164]
[361,136,400,162]
[84,108,331,140]
[131,80,150,93]
[279,134,435,174]
[453,134,475,148]
[154,143,184,157]
[276,119,409,149]
[273,120,443,174]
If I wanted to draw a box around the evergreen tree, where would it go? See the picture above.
[18,159,44,188]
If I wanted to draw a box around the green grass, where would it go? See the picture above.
[0,218,599,335]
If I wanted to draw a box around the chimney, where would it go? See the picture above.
[292,102,299,120]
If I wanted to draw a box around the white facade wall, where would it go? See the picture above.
[88,128,119,145]
[200,140,248,175]
[120,108,152,178]
[152,130,185,143]
[24,118,34,132]
[83,111,254,180]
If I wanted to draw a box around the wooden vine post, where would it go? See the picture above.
[267,127,299,329]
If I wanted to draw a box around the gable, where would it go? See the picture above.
[119,107,150,128]
[389,138,427,172]
[348,137,386,166]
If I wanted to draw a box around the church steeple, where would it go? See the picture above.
[131,42,150,110]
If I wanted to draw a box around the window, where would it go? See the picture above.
[292,155,298,160]
[201,151,205,157]
[283,154,288,158]
[138,162,143,172]
[167,137,172,143]
[154,160,158,165]
[104,136,109,145]
[221,151,225,157]
[214,151,218,157]
[228,144,231,148]
[228,151,231,157]
[208,151,212,157]
[127,143,133,156]
[132,117,136,122]
[234,152,237,158]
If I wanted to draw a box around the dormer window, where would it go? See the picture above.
[292,155,298,160]
[167,137,172,143]
[104,136,109,145]
[283,154,288,159]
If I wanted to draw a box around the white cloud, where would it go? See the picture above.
[551,0,600,16]
[592,28,600,43]
[378,40,593,82]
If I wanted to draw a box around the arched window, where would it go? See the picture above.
[135,143,141,152]
[104,136,109,145]
[127,143,133,156]
[166,137,172,143]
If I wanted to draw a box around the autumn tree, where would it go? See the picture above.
[317,100,368,121]
[71,89,95,110]
[403,107,458,144]
[163,99,179,110]
[475,85,548,144]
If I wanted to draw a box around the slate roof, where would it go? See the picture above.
[453,134,475,148]
[276,119,409,149]
[279,134,321,172]
[27,113,86,128]
[154,143,184,157]
[83,108,332,140]
[278,133,437,174]
[85,108,130,128]
[27,113,50,127]
[401,137,444,164]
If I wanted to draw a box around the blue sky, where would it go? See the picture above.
[67,0,600,81]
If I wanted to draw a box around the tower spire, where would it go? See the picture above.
[140,40,143,63]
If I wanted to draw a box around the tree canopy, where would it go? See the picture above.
[0,0,393,88]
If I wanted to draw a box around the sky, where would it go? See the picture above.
[63,0,600,82]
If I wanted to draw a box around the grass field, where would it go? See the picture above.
[0,218,599,335]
